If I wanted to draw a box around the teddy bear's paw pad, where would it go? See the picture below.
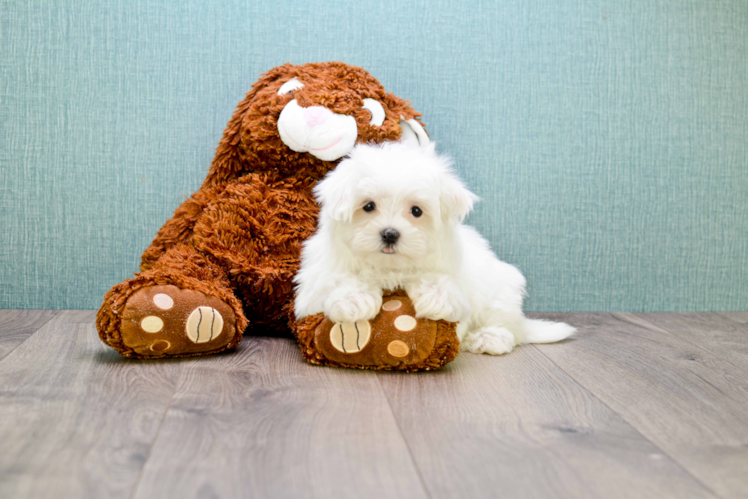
[329,320,371,353]
[314,292,438,367]
[382,299,402,311]
[387,340,410,358]
[120,285,236,357]
[185,307,225,343]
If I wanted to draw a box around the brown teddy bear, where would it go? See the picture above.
[96,62,459,370]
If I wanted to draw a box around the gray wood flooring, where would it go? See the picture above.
[0,309,746,498]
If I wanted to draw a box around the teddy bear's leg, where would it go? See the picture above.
[97,243,248,358]
[186,175,322,334]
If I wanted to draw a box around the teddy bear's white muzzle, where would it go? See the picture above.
[277,99,358,162]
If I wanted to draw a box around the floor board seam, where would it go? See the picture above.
[0,310,60,365]
[621,312,735,363]
[375,373,433,499]
[715,312,748,332]
[530,342,722,498]
[628,312,748,366]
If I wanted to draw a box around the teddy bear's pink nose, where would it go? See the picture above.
[304,106,332,128]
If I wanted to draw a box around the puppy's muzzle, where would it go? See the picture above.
[381,228,400,245]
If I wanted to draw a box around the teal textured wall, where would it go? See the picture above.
[1,0,747,312]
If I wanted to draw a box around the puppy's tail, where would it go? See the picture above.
[521,318,576,345]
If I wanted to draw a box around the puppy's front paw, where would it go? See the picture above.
[325,288,382,324]
[409,279,468,323]
[463,327,516,355]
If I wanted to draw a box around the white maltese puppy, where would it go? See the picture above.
[294,142,575,355]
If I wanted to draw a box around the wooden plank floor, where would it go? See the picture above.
[0,310,746,498]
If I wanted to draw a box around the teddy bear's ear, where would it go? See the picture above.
[399,117,430,147]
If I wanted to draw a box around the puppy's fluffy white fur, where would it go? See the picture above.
[294,142,574,355]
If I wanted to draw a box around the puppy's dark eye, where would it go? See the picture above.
[363,202,376,212]
[411,206,423,217]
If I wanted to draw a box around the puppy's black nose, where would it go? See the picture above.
[381,228,400,245]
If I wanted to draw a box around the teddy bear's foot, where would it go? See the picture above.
[119,285,238,358]
[293,290,460,371]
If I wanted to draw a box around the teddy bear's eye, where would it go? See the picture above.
[278,78,304,96]
[362,98,385,126]
[363,202,376,212]
[411,206,423,217]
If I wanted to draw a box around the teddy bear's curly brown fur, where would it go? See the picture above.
[96,62,459,368]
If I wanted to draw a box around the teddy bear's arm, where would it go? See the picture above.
[139,188,221,271]
[139,83,266,271]
[200,86,260,189]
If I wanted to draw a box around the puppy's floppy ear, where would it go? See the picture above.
[439,170,479,223]
[313,160,359,222]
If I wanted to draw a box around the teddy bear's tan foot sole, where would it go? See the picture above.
[313,293,437,367]
[120,285,237,357]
